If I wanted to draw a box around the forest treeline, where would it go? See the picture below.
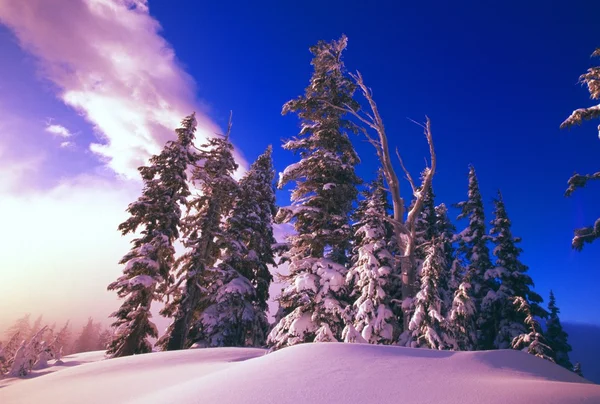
[2,36,597,380]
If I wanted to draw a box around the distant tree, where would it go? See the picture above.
[573,362,584,378]
[408,238,452,349]
[73,318,100,353]
[30,315,43,340]
[545,291,573,370]
[107,114,198,357]
[344,174,397,345]
[159,122,239,351]
[0,331,24,374]
[560,47,600,250]
[511,297,554,362]
[268,36,361,349]
[4,314,31,340]
[52,321,72,356]
[8,326,48,377]
[97,329,112,351]
[192,146,277,347]
[486,192,545,349]
[455,165,494,349]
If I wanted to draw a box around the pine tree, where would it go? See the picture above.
[8,326,48,377]
[545,290,573,370]
[159,127,239,351]
[29,315,43,340]
[192,146,277,347]
[343,174,397,344]
[413,174,437,262]
[0,331,24,374]
[455,165,494,349]
[573,362,584,378]
[447,283,477,350]
[486,192,545,349]
[73,318,100,353]
[4,314,31,340]
[561,48,600,250]
[408,238,452,349]
[268,36,361,349]
[511,297,554,362]
[107,114,198,357]
[52,321,72,356]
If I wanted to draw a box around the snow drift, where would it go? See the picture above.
[1,343,598,404]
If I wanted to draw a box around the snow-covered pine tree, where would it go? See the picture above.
[52,321,72,356]
[343,174,396,344]
[545,290,573,370]
[4,314,30,340]
[268,36,361,349]
[573,362,584,378]
[413,173,437,263]
[29,315,43,340]
[486,191,545,349]
[192,146,277,347]
[0,331,23,374]
[107,114,198,357]
[159,125,239,351]
[8,326,48,377]
[561,47,600,250]
[447,282,477,350]
[408,237,452,349]
[434,204,459,313]
[455,165,494,349]
[511,297,554,362]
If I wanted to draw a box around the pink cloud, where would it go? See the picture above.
[0,0,244,178]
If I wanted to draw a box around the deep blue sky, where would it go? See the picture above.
[150,1,600,323]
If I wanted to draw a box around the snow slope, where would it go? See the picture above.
[1,343,598,404]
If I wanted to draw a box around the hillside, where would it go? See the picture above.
[1,343,599,404]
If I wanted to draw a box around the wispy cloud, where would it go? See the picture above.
[60,141,75,149]
[0,0,235,179]
[46,123,74,138]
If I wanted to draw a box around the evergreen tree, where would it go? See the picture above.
[192,146,277,347]
[268,36,361,349]
[159,128,239,350]
[486,192,545,349]
[408,238,452,349]
[573,362,584,378]
[343,174,396,344]
[73,318,100,353]
[53,321,72,356]
[511,297,554,362]
[561,47,600,250]
[8,326,48,377]
[413,173,437,263]
[455,165,494,349]
[107,114,198,357]
[30,315,43,340]
[545,290,573,370]
[433,204,458,315]
[0,331,23,374]
[4,314,31,340]
[447,282,477,350]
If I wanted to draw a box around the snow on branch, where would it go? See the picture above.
[564,171,600,196]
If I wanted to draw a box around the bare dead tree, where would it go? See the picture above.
[327,71,437,330]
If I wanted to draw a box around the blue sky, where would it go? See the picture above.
[0,0,598,329]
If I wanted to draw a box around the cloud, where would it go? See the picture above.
[60,141,75,149]
[46,124,74,138]
[0,0,241,179]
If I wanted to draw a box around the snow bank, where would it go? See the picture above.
[1,344,598,404]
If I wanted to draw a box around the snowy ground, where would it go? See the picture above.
[1,343,598,404]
